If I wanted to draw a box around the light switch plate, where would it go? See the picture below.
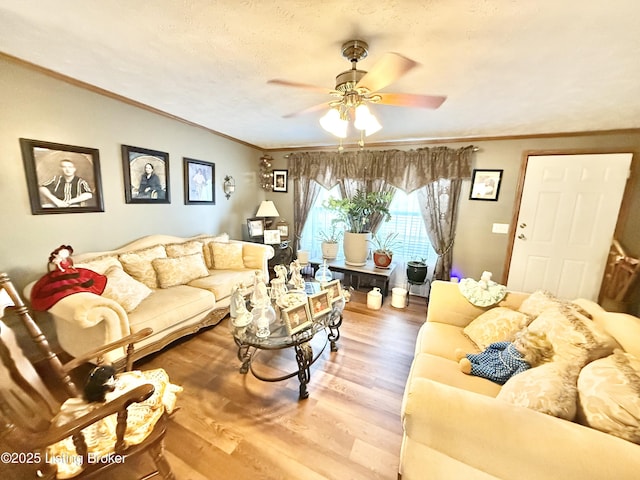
[492,223,509,234]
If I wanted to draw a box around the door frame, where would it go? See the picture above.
[501,148,636,299]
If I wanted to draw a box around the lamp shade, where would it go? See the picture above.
[256,200,280,218]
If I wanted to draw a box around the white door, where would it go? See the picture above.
[507,153,631,300]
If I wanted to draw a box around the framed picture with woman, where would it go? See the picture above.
[122,145,170,204]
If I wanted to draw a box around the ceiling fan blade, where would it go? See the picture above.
[376,92,446,109]
[267,79,330,94]
[356,52,418,93]
[283,102,330,118]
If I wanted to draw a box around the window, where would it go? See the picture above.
[299,186,437,287]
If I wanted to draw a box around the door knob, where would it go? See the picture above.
[518,234,526,240]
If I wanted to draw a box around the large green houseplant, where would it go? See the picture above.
[324,190,394,266]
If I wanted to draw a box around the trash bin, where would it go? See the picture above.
[391,287,407,308]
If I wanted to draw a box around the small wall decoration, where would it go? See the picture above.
[469,169,503,201]
[19,138,104,215]
[184,158,215,205]
[282,301,313,335]
[247,217,265,238]
[272,169,288,192]
[321,279,343,304]
[259,154,273,191]
[122,145,170,204]
[308,290,331,318]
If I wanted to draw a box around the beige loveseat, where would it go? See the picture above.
[400,280,640,480]
[26,234,273,365]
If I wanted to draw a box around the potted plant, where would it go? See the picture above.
[324,190,393,266]
[407,258,428,284]
[317,224,342,260]
[370,232,401,268]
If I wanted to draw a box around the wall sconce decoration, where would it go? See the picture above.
[259,154,273,191]
[223,175,235,199]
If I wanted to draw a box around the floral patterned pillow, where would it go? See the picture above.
[152,253,209,288]
[101,266,152,312]
[577,350,640,444]
[119,245,167,289]
[497,361,581,420]
[210,242,244,270]
[165,240,203,258]
[463,307,532,350]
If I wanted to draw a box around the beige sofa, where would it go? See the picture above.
[26,234,273,365]
[400,280,640,480]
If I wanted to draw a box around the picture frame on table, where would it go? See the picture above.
[469,169,503,201]
[276,220,289,240]
[263,229,281,244]
[273,169,288,192]
[19,138,105,215]
[247,217,265,238]
[282,302,313,335]
[308,290,332,318]
[321,279,343,304]
[183,157,215,205]
[122,145,170,204]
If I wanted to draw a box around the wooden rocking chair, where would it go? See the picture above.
[0,272,175,479]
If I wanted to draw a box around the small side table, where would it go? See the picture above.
[268,241,294,271]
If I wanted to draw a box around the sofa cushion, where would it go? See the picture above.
[152,253,209,288]
[74,255,123,275]
[102,266,152,312]
[577,350,640,444]
[243,242,269,270]
[519,290,592,318]
[415,322,478,361]
[119,245,167,289]
[188,269,255,300]
[210,242,244,269]
[463,307,532,350]
[198,234,230,269]
[165,240,203,258]
[409,352,502,398]
[497,361,581,420]
[527,305,617,364]
[128,285,216,333]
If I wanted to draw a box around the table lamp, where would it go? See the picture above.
[256,200,280,228]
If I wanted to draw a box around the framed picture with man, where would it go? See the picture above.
[20,138,105,215]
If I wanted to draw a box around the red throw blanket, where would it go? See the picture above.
[31,268,107,311]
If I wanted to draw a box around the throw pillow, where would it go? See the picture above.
[210,242,244,270]
[119,245,167,289]
[577,350,640,444]
[463,307,532,350]
[242,242,269,270]
[74,255,123,275]
[165,240,204,258]
[101,266,152,313]
[497,361,581,420]
[199,233,230,269]
[152,253,209,288]
[527,304,616,365]
[519,290,592,318]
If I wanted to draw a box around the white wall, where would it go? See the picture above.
[0,57,265,292]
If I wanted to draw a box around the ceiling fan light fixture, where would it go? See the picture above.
[320,108,348,138]
[354,104,382,136]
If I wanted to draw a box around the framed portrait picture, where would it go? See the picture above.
[122,145,170,204]
[19,138,104,215]
[469,169,503,201]
[308,290,331,318]
[263,229,281,244]
[184,158,215,205]
[276,221,289,240]
[282,302,313,335]
[247,217,265,238]
[321,279,343,304]
[273,169,288,193]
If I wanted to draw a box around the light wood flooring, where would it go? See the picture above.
[8,291,426,479]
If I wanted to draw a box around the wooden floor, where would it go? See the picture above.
[6,291,426,480]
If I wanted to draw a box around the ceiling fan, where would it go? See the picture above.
[268,40,446,139]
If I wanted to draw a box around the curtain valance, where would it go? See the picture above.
[287,146,474,193]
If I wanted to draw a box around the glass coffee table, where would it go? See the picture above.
[232,293,344,400]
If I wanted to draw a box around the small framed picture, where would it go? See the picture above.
[276,221,289,240]
[247,217,265,237]
[308,290,331,318]
[19,138,104,215]
[122,145,170,203]
[321,279,343,304]
[263,229,281,244]
[469,169,503,201]
[273,169,288,193]
[184,158,215,205]
[282,302,313,335]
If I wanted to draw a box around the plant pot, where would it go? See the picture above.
[343,232,371,266]
[321,241,339,260]
[373,251,393,268]
[407,261,428,284]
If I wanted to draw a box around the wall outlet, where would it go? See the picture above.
[492,223,509,234]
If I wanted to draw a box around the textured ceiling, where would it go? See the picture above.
[2,0,640,150]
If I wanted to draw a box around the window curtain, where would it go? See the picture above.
[417,179,463,281]
[292,177,322,252]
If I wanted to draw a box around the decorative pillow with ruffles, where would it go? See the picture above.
[152,253,209,288]
[165,240,204,258]
[577,350,640,444]
[102,266,152,312]
[119,245,167,289]
[74,255,123,275]
[199,233,230,269]
[210,242,244,270]
[519,290,592,318]
[464,307,533,350]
